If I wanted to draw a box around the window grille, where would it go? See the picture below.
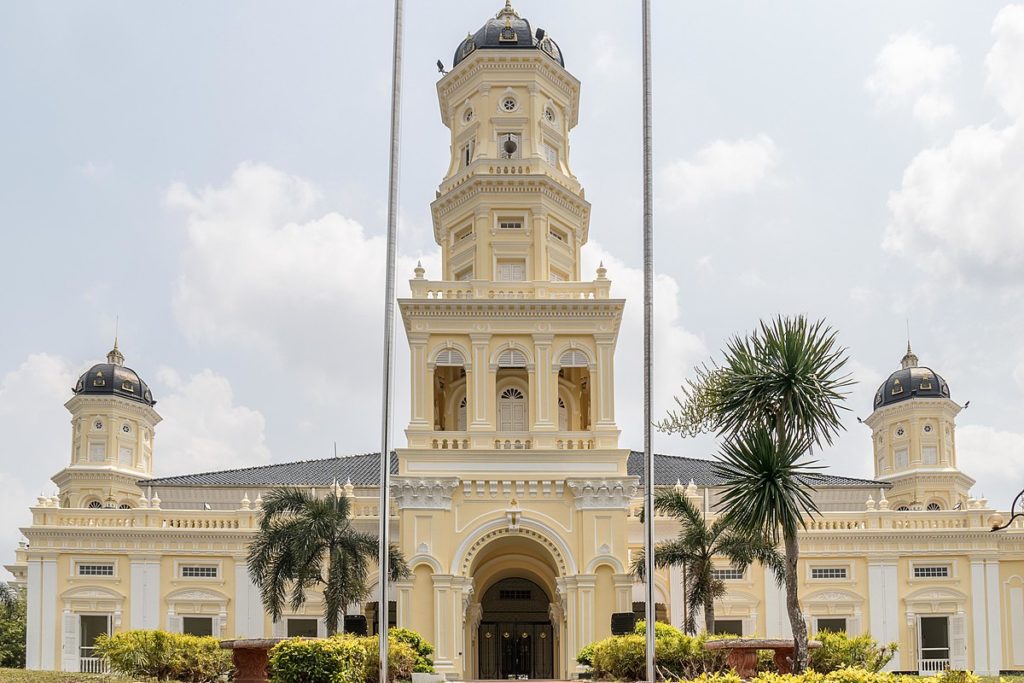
[498,219,523,230]
[560,349,589,367]
[181,566,218,579]
[811,567,848,580]
[78,563,114,577]
[922,446,938,465]
[499,590,531,601]
[500,387,524,400]
[927,502,942,511]
[710,567,744,581]
[87,501,103,509]
[914,566,950,578]
[496,261,525,281]
[435,349,465,366]
[497,350,527,368]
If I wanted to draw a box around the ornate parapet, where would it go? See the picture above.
[390,477,461,510]
[567,478,637,510]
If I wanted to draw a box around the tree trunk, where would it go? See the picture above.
[783,532,808,672]
[703,593,715,634]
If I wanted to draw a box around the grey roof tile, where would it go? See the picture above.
[142,451,886,489]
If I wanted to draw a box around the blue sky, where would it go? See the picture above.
[2,1,1023,576]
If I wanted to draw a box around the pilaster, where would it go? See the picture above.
[408,333,431,428]
[234,558,264,638]
[594,335,616,428]
[532,334,555,429]
[469,334,492,429]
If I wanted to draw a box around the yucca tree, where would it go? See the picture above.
[247,487,410,636]
[631,489,784,634]
[660,315,853,672]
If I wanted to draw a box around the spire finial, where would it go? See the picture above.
[107,318,125,366]
[900,321,918,369]
[496,0,519,19]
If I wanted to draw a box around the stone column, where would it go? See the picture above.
[474,208,490,280]
[669,564,685,631]
[469,334,492,430]
[613,574,634,614]
[575,575,597,660]
[25,557,41,669]
[408,333,431,429]
[395,579,415,629]
[557,577,579,676]
[593,334,617,428]
[532,207,548,281]
[532,334,555,430]
[432,574,456,671]
[40,556,56,671]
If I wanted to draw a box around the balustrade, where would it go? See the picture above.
[409,279,609,301]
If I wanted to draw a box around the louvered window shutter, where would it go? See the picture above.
[61,612,79,672]
[497,350,527,368]
[949,614,967,669]
[436,349,465,366]
[559,350,588,367]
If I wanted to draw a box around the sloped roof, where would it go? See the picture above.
[142,451,885,489]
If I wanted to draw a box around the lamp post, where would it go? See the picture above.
[991,487,1024,531]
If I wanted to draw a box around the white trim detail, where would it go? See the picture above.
[129,557,160,629]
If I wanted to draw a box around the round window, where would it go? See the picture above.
[502,97,517,112]
[896,427,904,437]
[463,107,474,123]
[122,424,131,434]
[93,420,104,430]
[923,424,932,433]
[544,107,555,122]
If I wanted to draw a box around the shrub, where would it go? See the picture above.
[361,634,418,683]
[809,631,898,673]
[591,634,647,681]
[389,627,435,673]
[634,619,683,639]
[577,642,597,667]
[94,629,233,682]
[269,636,367,683]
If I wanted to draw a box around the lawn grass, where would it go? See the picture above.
[0,669,138,682]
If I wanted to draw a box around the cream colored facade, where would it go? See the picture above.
[7,2,1024,679]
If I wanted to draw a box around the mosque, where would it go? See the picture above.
[7,2,1023,678]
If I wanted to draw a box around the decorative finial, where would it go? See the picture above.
[414,261,425,279]
[674,478,685,493]
[596,261,607,280]
[900,341,918,370]
[240,491,251,510]
[107,338,125,366]
[344,478,354,497]
[496,0,519,19]
[150,489,161,509]
[254,491,264,509]
[865,494,876,511]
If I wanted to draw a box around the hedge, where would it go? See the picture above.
[93,630,233,682]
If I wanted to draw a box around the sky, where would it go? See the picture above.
[2,1,1023,578]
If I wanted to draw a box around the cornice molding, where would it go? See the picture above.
[390,477,461,510]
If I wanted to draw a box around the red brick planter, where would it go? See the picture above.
[220,638,287,683]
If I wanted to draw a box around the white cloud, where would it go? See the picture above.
[883,10,1024,288]
[582,242,706,451]
[986,4,1024,117]
[168,162,438,412]
[957,424,1024,507]
[865,32,960,125]
[659,135,778,207]
[152,368,272,476]
[0,354,78,579]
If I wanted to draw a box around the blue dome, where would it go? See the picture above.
[873,345,950,410]
[73,344,156,406]
[453,1,565,69]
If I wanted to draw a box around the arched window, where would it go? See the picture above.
[498,387,526,431]
[87,500,103,509]
[435,349,465,366]
[559,349,589,367]
[926,502,942,511]
[457,397,467,431]
[497,349,527,368]
[558,397,568,431]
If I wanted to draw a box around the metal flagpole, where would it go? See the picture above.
[641,0,657,681]
[379,0,404,680]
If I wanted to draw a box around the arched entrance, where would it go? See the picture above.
[463,530,568,680]
[477,578,554,680]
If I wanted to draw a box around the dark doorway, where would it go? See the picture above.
[478,578,554,679]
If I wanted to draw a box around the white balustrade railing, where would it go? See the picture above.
[408,279,611,301]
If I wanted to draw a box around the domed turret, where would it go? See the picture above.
[872,342,950,409]
[863,341,973,511]
[73,340,156,406]
[453,1,565,68]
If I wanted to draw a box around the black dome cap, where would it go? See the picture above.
[73,342,156,406]
[873,344,950,409]
[453,1,565,68]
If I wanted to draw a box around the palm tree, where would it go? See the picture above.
[631,489,784,634]
[660,315,852,672]
[247,487,410,636]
